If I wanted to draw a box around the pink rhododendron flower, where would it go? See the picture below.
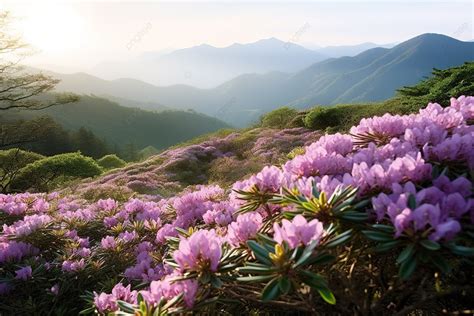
[273,215,325,249]
[140,274,198,308]
[173,229,222,272]
[14,266,32,281]
[227,212,263,247]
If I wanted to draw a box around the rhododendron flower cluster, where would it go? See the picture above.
[94,283,137,313]
[227,212,263,247]
[273,215,325,249]
[140,274,198,308]
[173,229,222,272]
[372,176,473,240]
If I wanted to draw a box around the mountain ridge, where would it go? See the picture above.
[48,33,474,126]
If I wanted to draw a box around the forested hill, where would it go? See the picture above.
[1,95,229,150]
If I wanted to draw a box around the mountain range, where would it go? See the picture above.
[49,33,474,127]
[91,38,326,88]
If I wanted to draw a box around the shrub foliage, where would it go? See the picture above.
[10,152,103,192]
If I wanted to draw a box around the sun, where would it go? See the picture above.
[16,4,84,54]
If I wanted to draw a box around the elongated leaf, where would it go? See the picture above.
[278,276,291,294]
[362,230,393,242]
[78,307,95,315]
[340,211,369,222]
[238,266,276,274]
[262,278,280,302]
[311,182,320,198]
[317,287,336,305]
[211,276,223,288]
[162,293,183,310]
[399,257,417,280]
[290,246,302,261]
[306,253,336,266]
[247,240,272,265]
[372,224,395,233]
[397,244,415,264]
[237,275,276,283]
[294,240,318,267]
[325,230,352,248]
[420,239,440,251]
[299,270,327,289]
[449,244,474,257]
[116,300,136,313]
[408,194,417,209]
[352,199,370,210]
[375,240,401,252]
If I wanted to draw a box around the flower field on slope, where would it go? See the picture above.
[0,96,473,315]
[64,127,320,201]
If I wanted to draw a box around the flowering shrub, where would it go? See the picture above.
[0,96,473,314]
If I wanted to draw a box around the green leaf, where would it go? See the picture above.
[299,270,328,289]
[399,257,417,280]
[247,240,272,265]
[317,287,336,305]
[449,244,474,257]
[408,194,417,209]
[305,252,336,266]
[420,239,440,251]
[397,244,415,264]
[78,307,95,315]
[340,211,369,222]
[116,300,136,313]
[362,230,393,242]
[311,181,320,198]
[262,278,280,302]
[375,240,401,252]
[352,199,371,210]
[325,229,352,248]
[294,240,318,267]
[210,276,223,288]
[278,276,291,294]
[290,246,303,261]
[237,275,276,283]
[237,265,276,274]
[162,293,183,310]
[372,224,395,233]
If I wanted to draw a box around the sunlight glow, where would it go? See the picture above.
[16,5,84,53]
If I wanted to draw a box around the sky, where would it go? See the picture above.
[2,0,473,73]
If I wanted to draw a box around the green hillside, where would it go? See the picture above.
[2,95,229,150]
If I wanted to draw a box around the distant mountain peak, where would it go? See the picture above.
[406,33,462,44]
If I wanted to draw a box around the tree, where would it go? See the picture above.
[0,148,44,193]
[0,11,78,111]
[71,127,110,159]
[10,152,103,192]
[260,107,298,128]
[97,154,127,170]
[304,106,341,130]
[0,116,72,153]
[123,142,140,162]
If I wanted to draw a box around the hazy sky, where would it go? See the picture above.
[2,0,473,73]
